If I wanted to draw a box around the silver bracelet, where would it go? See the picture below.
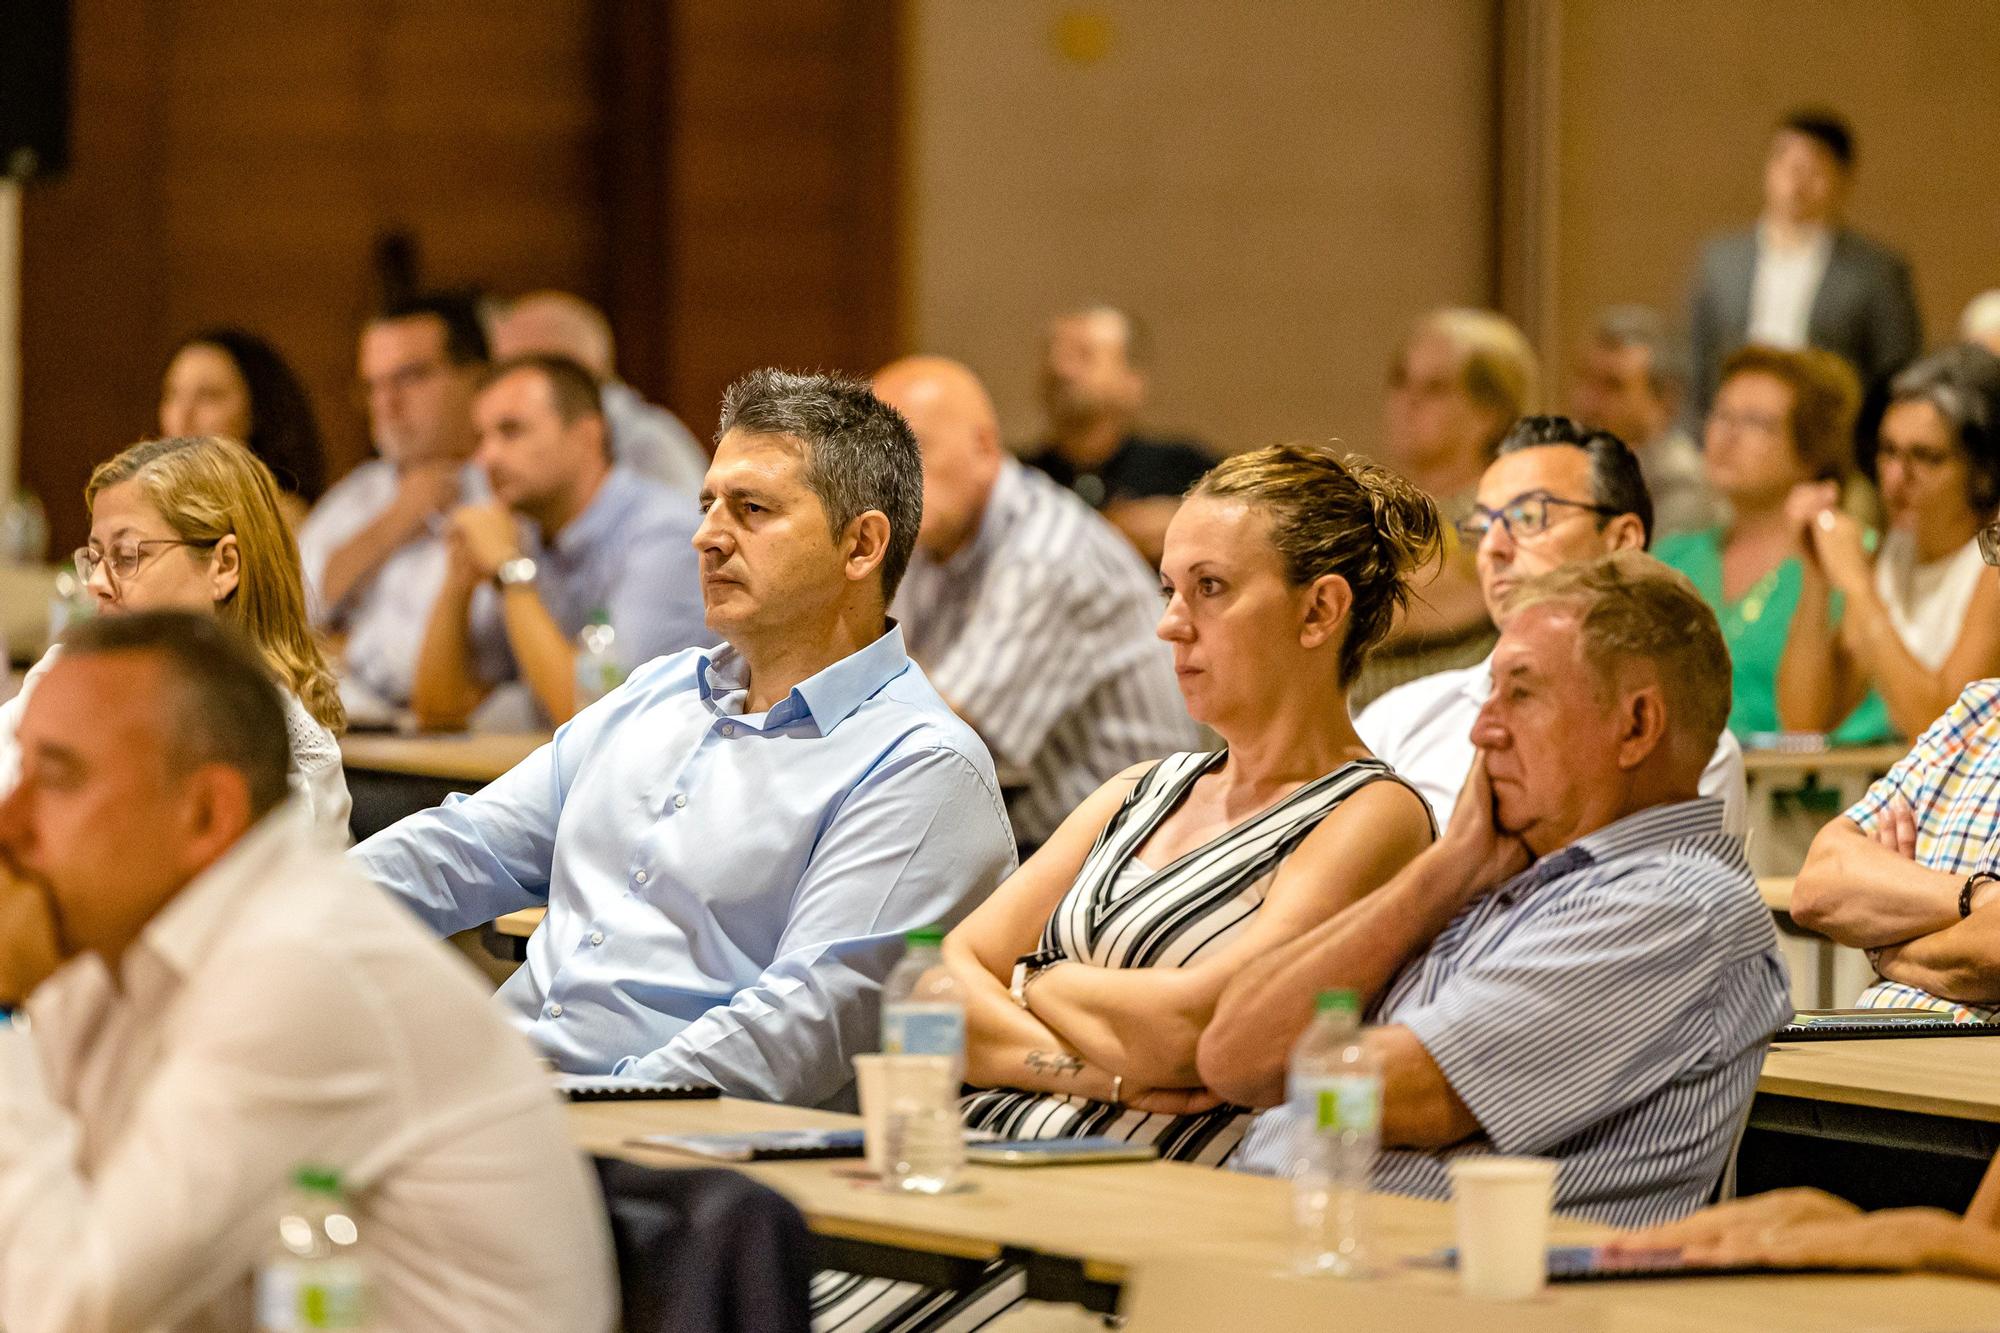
[1110,1073,1124,1104]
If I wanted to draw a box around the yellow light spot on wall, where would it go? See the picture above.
[1052,10,1114,66]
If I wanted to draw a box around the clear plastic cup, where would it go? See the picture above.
[852,1053,961,1191]
[1447,1155,1558,1300]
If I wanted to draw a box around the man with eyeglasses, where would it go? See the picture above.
[1789,514,2000,1022]
[297,292,490,721]
[1356,415,1747,834]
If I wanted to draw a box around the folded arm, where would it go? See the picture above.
[1871,908,2000,1005]
[1790,817,1965,948]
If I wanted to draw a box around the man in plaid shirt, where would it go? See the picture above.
[1792,677,2000,1019]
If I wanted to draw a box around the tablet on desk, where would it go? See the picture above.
[1416,1245,1895,1282]
[1778,1008,2000,1041]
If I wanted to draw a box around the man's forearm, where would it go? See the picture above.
[319,508,425,614]
[1876,913,2000,1004]
[410,581,486,731]
[499,588,584,725]
[1793,822,1962,947]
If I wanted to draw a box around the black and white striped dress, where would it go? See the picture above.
[812,750,1418,1332]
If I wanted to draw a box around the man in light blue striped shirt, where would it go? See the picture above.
[1207,552,1790,1226]
[353,370,1016,1109]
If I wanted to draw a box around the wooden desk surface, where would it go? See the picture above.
[1758,876,1795,913]
[338,731,549,783]
[1759,1035,2000,1123]
[570,1098,2000,1329]
[495,907,545,939]
[1740,744,1906,779]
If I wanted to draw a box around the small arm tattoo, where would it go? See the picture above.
[1024,1049,1085,1077]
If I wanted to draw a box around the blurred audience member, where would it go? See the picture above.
[0,437,350,844]
[1026,304,1212,567]
[298,292,488,719]
[1688,109,1919,418]
[874,356,1199,849]
[1657,345,1884,743]
[487,289,709,498]
[1354,307,1538,707]
[1568,306,1719,537]
[159,328,328,527]
[411,355,706,731]
[0,612,614,1329]
[1780,345,2000,740]
[1961,290,2000,359]
[1360,416,1745,834]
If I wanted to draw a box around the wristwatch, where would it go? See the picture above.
[1010,948,1067,1009]
[1961,871,1999,918]
[494,556,538,589]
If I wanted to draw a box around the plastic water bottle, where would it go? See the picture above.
[879,927,966,1193]
[1287,989,1382,1276]
[573,609,623,707]
[0,492,47,565]
[256,1166,368,1330]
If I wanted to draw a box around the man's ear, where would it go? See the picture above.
[843,510,893,585]
[1299,572,1354,652]
[1601,513,1647,554]
[1615,682,1670,771]
[176,763,257,879]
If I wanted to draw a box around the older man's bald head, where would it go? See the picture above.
[872,356,1007,562]
[490,291,617,381]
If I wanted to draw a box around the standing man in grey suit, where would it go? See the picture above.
[1688,109,1920,419]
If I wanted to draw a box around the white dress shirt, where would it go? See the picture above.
[296,459,486,712]
[1355,654,1749,836]
[1747,224,1834,349]
[0,646,352,845]
[0,799,615,1332]
[600,381,710,499]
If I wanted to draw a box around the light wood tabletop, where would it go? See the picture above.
[1740,744,1907,778]
[338,731,549,783]
[494,907,545,940]
[569,1097,2000,1328]
[1759,1035,2000,1123]
[1758,876,1795,913]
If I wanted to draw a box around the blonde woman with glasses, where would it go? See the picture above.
[0,436,350,842]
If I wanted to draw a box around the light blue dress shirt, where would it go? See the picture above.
[352,625,1016,1107]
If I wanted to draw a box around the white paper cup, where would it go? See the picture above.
[852,1053,955,1178]
[1447,1155,1558,1300]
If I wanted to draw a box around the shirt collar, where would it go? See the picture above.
[131,797,313,985]
[548,466,637,560]
[695,622,911,732]
[1498,794,1727,903]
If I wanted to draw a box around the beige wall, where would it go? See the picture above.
[904,1,1500,459]
[1548,0,2000,407]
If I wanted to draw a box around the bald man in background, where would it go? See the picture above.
[487,291,709,498]
[873,356,1199,849]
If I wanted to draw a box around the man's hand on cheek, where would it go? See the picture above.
[0,873,65,1006]
[1436,752,1533,897]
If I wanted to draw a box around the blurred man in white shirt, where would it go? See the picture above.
[0,611,613,1331]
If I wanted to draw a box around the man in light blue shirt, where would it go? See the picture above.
[353,369,1016,1107]
[409,354,706,730]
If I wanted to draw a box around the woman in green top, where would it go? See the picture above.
[1655,343,1891,744]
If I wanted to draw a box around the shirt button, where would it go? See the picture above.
[721,722,736,738]
[590,931,605,946]
[635,870,649,885]
[673,794,687,809]
[548,1003,564,1018]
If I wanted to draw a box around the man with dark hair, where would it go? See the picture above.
[299,290,492,719]
[1568,305,1720,538]
[410,354,705,730]
[0,612,613,1328]
[873,355,1198,849]
[1026,304,1213,567]
[1356,415,1745,832]
[1209,553,1789,1227]
[354,369,1015,1108]
[1688,108,1919,418]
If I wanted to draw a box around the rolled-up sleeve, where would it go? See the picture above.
[619,745,1014,1102]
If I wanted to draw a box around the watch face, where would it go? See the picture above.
[498,557,537,586]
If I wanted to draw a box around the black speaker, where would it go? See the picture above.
[0,0,71,180]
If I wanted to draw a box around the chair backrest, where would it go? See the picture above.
[593,1156,814,1333]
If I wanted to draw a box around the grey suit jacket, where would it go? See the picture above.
[1688,226,1921,415]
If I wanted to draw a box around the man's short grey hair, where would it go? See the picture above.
[1501,550,1730,767]
[60,610,292,817]
[716,368,924,602]
[1592,305,1689,397]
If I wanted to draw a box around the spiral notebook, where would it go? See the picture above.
[554,1074,721,1102]
[1777,1008,2000,1041]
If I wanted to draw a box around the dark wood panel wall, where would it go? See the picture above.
[19,0,902,557]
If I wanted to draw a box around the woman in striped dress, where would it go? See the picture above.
[814,445,1445,1331]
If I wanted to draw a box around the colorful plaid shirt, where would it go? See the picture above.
[1845,678,2000,1020]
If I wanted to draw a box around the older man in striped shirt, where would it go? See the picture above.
[1204,552,1791,1226]
[874,357,1201,848]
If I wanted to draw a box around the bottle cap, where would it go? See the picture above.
[904,926,945,947]
[1315,989,1360,1015]
[293,1166,342,1195]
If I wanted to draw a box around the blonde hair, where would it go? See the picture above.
[85,436,344,733]
[1400,308,1542,434]
[1191,444,1444,683]
[1501,550,1729,762]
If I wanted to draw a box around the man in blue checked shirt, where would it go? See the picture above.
[1204,552,1790,1226]
[353,369,1016,1108]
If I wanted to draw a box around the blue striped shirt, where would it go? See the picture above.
[1237,797,1791,1227]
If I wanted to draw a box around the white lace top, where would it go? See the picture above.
[0,646,352,846]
